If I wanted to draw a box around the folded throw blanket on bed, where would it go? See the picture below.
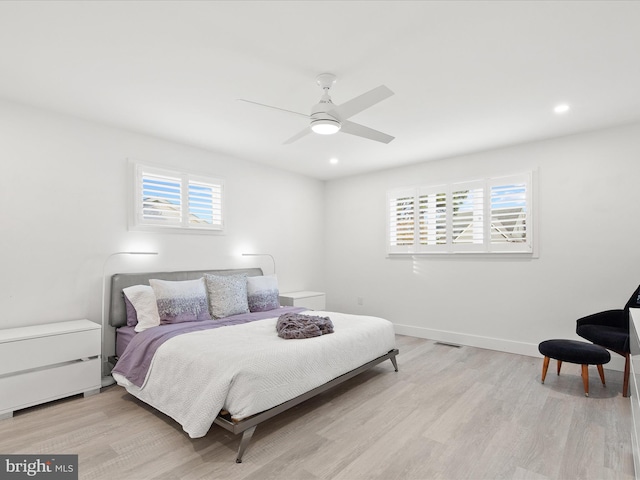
[276,313,334,339]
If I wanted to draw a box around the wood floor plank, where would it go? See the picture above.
[0,334,633,479]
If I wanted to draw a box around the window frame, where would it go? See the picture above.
[387,172,534,256]
[130,162,225,234]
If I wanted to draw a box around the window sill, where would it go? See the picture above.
[128,224,226,235]
[386,251,538,259]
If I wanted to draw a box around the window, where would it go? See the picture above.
[388,189,415,248]
[489,180,528,248]
[387,173,532,254]
[132,163,224,232]
[418,187,447,247]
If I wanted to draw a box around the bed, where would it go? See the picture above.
[107,268,399,463]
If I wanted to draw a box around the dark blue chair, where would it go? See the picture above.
[576,285,640,397]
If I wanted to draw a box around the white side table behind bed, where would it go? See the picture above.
[0,319,101,419]
[279,291,326,310]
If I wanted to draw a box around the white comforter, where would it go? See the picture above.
[112,311,396,438]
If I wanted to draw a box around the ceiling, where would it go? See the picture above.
[1,1,639,180]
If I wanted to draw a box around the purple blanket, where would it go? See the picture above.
[112,307,306,387]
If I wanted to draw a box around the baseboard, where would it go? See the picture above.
[393,323,627,372]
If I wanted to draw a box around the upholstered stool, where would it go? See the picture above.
[538,339,611,396]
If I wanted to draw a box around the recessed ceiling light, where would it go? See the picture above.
[554,104,570,114]
[329,157,339,165]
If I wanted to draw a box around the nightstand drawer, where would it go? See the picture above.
[0,329,100,376]
[0,358,100,414]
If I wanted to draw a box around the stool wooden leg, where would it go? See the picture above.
[557,360,562,375]
[542,356,550,383]
[597,364,606,386]
[581,364,589,397]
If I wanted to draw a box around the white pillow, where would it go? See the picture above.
[123,285,161,332]
[247,274,280,312]
[149,278,211,323]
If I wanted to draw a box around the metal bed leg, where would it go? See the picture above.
[390,354,398,372]
[235,426,257,463]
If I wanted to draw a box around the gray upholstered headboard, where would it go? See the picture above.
[108,268,264,328]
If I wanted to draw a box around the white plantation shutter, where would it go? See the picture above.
[489,173,531,252]
[387,172,533,254]
[135,164,224,232]
[417,186,448,251]
[451,181,484,252]
[388,188,416,253]
[140,171,183,225]
[187,178,223,229]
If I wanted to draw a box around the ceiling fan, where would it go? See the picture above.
[238,73,395,144]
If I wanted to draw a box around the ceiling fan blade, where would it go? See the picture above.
[283,127,311,145]
[340,120,394,144]
[237,99,309,119]
[331,85,394,120]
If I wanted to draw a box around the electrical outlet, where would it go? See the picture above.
[357,297,364,306]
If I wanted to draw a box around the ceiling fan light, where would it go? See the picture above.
[310,118,341,135]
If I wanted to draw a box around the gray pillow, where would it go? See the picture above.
[204,273,250,319]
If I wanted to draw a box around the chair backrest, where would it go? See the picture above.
[624,284,640,312]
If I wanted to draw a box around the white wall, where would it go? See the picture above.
[324,122,640,368]
[0,99,325,356]
[3,97,639,369]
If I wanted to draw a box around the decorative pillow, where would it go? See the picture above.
[204,273,250,319]
[123,285,161,332]
[124,296,138,326]
[149,278,211,324]
[247,275,280,312]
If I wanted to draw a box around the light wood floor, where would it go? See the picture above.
[0,335,634,480]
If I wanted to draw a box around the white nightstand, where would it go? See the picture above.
[0,319,101,419]
[279,291,326,310]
